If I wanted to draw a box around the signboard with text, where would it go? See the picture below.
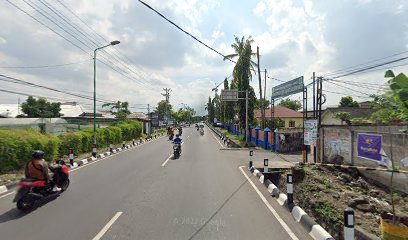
[221,89,238,101]
[304,119,317,145]
[272,76,304,99]
[357,134,382,161]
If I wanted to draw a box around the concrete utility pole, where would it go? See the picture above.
[263,69,267,129]
[162,88,171,125]
[256,46,264,128]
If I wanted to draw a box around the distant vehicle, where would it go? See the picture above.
[214,122,222,127]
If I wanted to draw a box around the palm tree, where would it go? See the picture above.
[224,35,257,73]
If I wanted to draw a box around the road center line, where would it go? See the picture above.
[161,155,172,167]
[238,166,299,240]
[161,142,184,167]
[92,211,123,240]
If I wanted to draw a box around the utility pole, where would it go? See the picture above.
[147,104,150,135]
[162,88,171,126]
[313,72,316,163]
[256,46,264,128]
[17,98,20,115]
[263,69,267,129]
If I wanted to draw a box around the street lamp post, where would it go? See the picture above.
[92,40,120,157]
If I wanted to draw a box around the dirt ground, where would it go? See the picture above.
[277,165,408,239]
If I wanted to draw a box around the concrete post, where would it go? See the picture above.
[69,148,74,166]
[249,150,253,168]
[344,208,354,240]
[264,158,268,173]
[287,173,293,205]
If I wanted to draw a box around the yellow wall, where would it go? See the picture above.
[281,117,303,128]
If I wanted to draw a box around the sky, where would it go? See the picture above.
[0,0,407,115]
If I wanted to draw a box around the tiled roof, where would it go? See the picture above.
[255,106,303,118]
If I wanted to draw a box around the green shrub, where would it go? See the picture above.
[58,132,83,157]
[0,129,59,172]
[0,120,144,172]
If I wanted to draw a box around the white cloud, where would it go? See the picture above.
[0,0,407,115]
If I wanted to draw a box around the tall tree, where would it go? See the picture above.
[154,100,173,121]
[231,37,256,129]
[206,96,215,123]
[20,96,62,118]
[254,99,271,109]
[338,96,360,107]
[278,98,302,111]
[102,101,131,121]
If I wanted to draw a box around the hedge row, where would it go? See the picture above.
[0,121,143,172]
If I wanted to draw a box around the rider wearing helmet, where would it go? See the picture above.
[25,150,51,182]
[173,134,182,152]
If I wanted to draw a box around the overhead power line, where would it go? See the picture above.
[325,80,373,97]
[6,0,156,91]
[330,55,408,79]
[0,58,91,69]
[0,74,114,103]
[137,0,236,64]
[324,50,408,77]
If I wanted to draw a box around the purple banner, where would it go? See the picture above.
[357,134,382,161]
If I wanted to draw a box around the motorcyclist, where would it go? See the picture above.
[178,126,182,136]
[199,127,204,135]
[25,150,59,192]
[173,134,182,152]
[168,128,174,139]
[25,150,51,181]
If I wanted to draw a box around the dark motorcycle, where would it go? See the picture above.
[200,129,204,136]
[13,160,70,211]
[169,133,174,141]
[173,143,181,159]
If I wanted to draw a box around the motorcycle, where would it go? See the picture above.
[173,143,181,159]
[13,160,70,211]
[200,129,204,136]
[169,133,174,141]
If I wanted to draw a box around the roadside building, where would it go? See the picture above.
[255,106,303,128]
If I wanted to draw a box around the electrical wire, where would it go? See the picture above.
[137,0,236,64]
[324,80,373,97]
[25,0,154,89]
[0,74,114,103]
[323,50,408,77]
[0,58,91,69]
[6,0,156,91]
[329,55,408,79]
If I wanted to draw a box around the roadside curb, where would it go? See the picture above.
[206,124,233,149]
[248,166,334,240]
[0,135,166,196]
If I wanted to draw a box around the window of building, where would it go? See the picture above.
[289,120,295,128]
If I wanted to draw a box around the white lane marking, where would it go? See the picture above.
[239,166,299,240]
[208,126,224,148]
[161,142,184,167]
[92,211,123,240]
[161,155,173,167]
[0,191,15,199]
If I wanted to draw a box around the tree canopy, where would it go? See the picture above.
[154,100,173,121]
[338,96,360,107]
[20,96,62,118]
[102,101,131,121]
[278,98,302,111]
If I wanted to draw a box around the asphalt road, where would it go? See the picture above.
[0,126,312,240]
